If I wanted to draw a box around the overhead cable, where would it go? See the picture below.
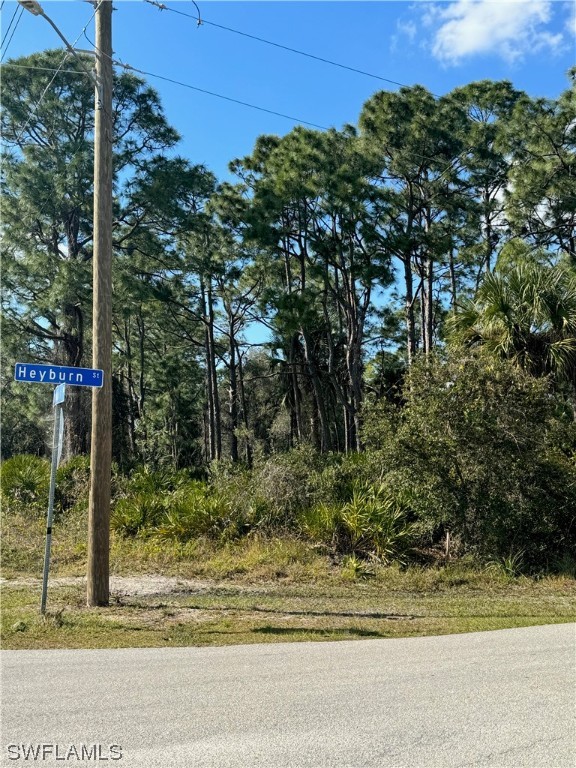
[1,5,23,59]
[1,6,24,61]
[143,0,430,94]
[13,3,101,147]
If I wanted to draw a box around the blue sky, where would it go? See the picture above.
[2,0,575,181]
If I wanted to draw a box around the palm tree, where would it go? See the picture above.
[449,262,576,385]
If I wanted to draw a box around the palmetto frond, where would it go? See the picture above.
[449,262,576,383]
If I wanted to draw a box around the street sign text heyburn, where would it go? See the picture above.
[15,363,104,388]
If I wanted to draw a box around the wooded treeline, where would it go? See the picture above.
[2,51,575,470]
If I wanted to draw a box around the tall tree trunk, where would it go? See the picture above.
[301,328,330,452]
[424,253,434,355]
[206,280,221,461]
[123,318,137,459]
[449,248,458,315]
[422,210,434,356]
[135,309,147,455]
[228,316,239,463]
[200,278,215,461]
[237,344,252,467]
[484,190,494,274]
[203,395,211,464]
[208,293,222,462]
[290,334,303,443]
[62,304,87,458]
[343,402,350,455]
[345,309,364,452]
[404,257,416,366]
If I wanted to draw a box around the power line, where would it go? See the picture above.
[2,63,89,75]
[0,58,352,134]
[1,4,21,53]
[121,62,329,131]
[1,5,23,62]
[143,0,432,95]
[13,3,101,146]
[5,61,572,205]
[79,15,506,179]
[116,57,563,199]
[7,61,566,202]
[0,60,496,188]
[68,41,461,168]
[81,23,329,130]
[1,5,19,48]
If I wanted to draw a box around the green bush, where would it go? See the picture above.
[363,351,576,568]
[112,467,199,537]
[116,465,192,497]
[209,460,260,519]
[299,483,417,563]
[210,446,332,531]
[312,452,373,506]
[55,455,91,514]
[341,554,375,580]
[111,475,253,542]
[0,455,50,516]
[298,502,341,548]
[250,445,328,528]
[112,491,167,537]
[338,484,417,562]
[155,484,246,542]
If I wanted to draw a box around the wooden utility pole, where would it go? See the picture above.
[87,0,113,607]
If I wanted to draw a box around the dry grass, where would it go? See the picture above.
[2,570,576,648]
[2,507,575,650]
[2,573,575,650]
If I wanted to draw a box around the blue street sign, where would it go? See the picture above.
[15,363,104,388]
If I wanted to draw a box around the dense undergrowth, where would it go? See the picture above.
[3,357,576,578]
[2,451,575,580]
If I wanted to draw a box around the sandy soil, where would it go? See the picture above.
[0,575,216,597]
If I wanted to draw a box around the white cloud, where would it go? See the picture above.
[398,19,418,43]
[566,0,576,37]
[390,17,418,53]
[429,0,564,65]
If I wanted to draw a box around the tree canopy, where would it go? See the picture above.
[2,52,574,487]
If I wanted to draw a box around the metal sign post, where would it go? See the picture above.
[40,383,66,614]
[14,364,104,613]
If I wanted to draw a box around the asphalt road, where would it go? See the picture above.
[1,623,574,768]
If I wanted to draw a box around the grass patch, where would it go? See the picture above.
[2,508,575,650]
[2,576,575,650]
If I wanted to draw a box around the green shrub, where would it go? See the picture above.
[362,352,576,568]
[111,476,253,543]
[0,455,50,516]
[298,502,341,548]
[55,455,91,514]
[112,492,167,537]
[299,483,416,563]
[250,445,327,528]
[154,482,237,541]
[210,447,330,531]
[116,466,192,497]
[551,552,576,578]
[112,467,200,537]
[341,554,375,580]
[485,550,526,578]
[312,452,373,506]
[209,460,260,519]
[338,484,417,562]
